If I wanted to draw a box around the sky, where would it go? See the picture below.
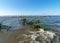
[0,0,60,16]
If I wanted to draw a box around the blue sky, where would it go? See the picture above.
[0,0,60,16]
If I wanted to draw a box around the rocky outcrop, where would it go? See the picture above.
[18,30,59,43]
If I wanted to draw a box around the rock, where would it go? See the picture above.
[44,31,56,39]
[38,28,44,32]
[18,30,59,43]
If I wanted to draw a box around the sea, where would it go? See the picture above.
[0,16,60,31]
